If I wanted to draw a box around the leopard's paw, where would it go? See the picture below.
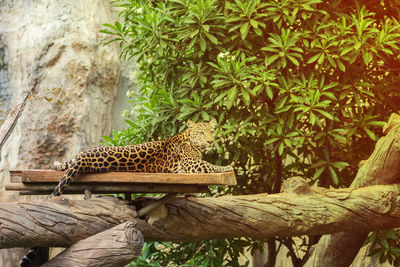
[53,161,67,171]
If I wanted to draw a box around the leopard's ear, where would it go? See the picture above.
[187,120,196,128]
[209,119,217,128]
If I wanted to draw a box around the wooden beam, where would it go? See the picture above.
[5,183,208,195]
[9,169,237,185]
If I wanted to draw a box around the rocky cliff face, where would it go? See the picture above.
[0,0,137,190]
[0,1,137,264]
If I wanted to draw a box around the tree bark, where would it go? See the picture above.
[43,222,143,267]
[304,113,400,267]
[2,180,400,248]
[0,196,136,248]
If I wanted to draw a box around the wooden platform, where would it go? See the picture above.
[6,169,237,195]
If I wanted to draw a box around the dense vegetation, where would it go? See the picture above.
[102,0,400,265]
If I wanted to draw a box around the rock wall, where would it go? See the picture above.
[0,1,137,265]
[0,40,11,114]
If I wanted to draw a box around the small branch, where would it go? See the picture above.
[281,238,300,267]
[272,151,282,194]
[0,90,32,150]
[43,222,143,267]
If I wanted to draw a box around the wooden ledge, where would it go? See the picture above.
[7,169,237,195]
[9,169,237,185]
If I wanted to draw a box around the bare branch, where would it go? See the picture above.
[0,90,32,150]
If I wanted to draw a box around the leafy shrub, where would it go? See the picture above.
[102,0,400,265]
[364,229,400,265]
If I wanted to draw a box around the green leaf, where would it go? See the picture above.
[199,35,206,51]
[278,141,284,155]
[307,53,321,64]
[240,22,250,40]
[362,51,373,66]
[337,60,346,72]
[329,166,339,185]
[241,88,251,106]
[381,238,390,251]
[310,111,316,125]
[340,46,354,56]
[318,53,325,64]
[283,138,291,146]
[363,232,377,245]
[265,137,280,145]
[314,109,334,120]
[363,126,378,140]
[266,86,273,99]
[287,55,300,66]
[250,19,258,28]
[313,166,325,180]
[204,32,219,45]
[390,247,400,257]
[254,27,263,36]
[226,86,238,110]
[367,121,385,127]
[332,161,350,169]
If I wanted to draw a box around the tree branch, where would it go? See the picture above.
[0,196,136,248]
[2,179,400,248]
[43,222,143,267]
[0,89,32,150]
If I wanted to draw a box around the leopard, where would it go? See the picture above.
[51,119,233,196]
[19,119,233,267]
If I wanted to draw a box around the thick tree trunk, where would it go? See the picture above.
[43,222,143,267]
[304,114,400,267]
[2,181,400,248]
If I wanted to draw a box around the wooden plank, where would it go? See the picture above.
[5,183,208,194]
[9,169,237,185]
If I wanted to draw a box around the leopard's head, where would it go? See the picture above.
[186,119,217,152]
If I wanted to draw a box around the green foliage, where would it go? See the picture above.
[364,230,400,265]
[127,239,256,267]
[101,0,400,265]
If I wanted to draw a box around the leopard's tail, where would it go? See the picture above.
[19,163,81,266]
[51,161,82,196]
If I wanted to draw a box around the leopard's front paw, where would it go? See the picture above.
[53,161,64,170]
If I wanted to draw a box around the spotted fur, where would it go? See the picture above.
[51,119,233,196]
